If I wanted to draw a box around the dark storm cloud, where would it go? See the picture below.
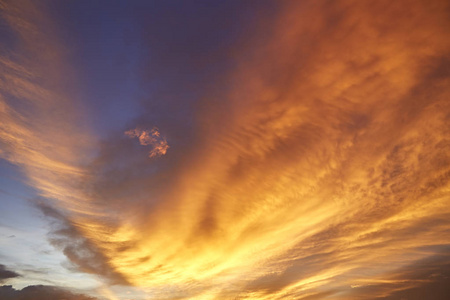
[0,285,98,300]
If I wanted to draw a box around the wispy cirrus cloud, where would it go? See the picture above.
[0,0,124,292]
[83,1,449,298]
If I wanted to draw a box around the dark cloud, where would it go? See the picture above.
[347,250,450,299]
[0,265,20,282]
[37,202,129,285]
[0,285,97,300]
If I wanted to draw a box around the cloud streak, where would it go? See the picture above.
[0,0,124,287]
[76,1,450,298]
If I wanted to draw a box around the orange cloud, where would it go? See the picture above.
[0,0,123,286]
[1,0,449,299]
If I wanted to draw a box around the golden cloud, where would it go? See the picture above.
[1,0,449,299]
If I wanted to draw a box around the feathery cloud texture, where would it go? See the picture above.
[0,0,449,299]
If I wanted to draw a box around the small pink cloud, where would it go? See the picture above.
[125,127,169,158]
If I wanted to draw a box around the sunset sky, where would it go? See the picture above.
[1,0,450,299]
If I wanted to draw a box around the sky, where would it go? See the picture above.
[0,0,449,299]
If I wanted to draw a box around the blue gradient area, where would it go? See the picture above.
[49,1,142,137]
[47,0,275,137]
[0,160,37,230]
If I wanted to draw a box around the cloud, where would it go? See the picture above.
[85,0,449,297]
[36,203,130,285]
[1,0,449,299]
[0,0,125,285]
[0,285,98,300]
[125,127,169,158]
[0,262,97,299]
[346,249,450,299]
[0,0,94,215]
[0,265,20,282]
